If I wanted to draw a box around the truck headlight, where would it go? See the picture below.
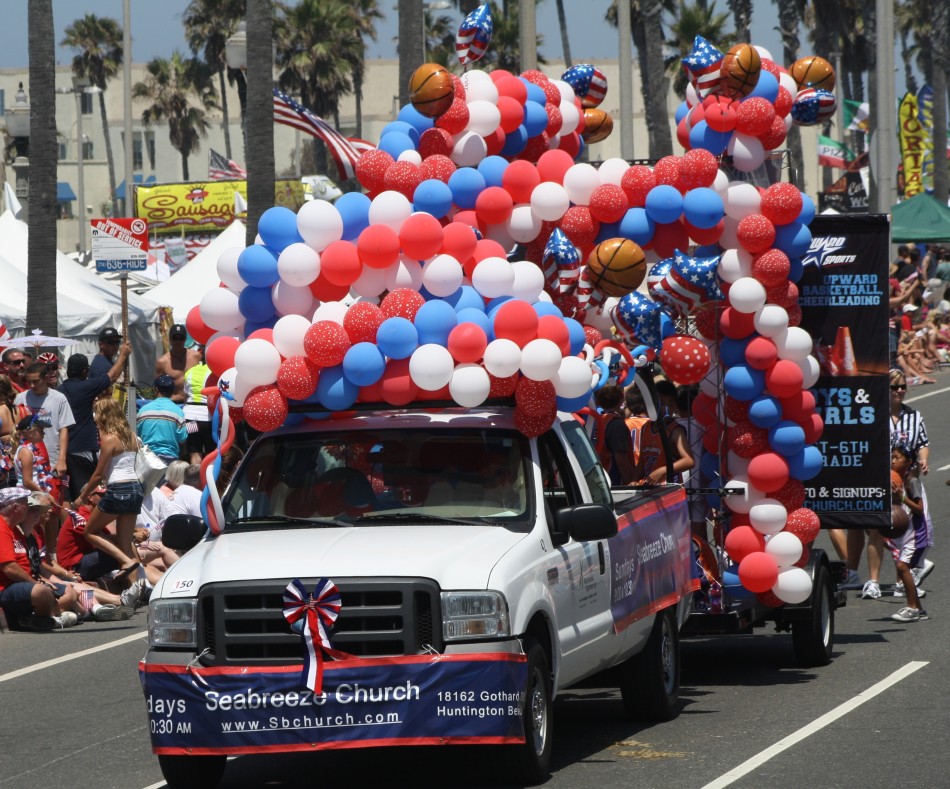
[441,591,510,641]
[149,600,197,648]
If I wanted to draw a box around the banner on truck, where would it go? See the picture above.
[797,214,891,530]
[141,653,526,754]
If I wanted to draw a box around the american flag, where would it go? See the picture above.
[208,148,246,180]
[455,3,493,66]
[561,64,608,107]
[541,228,580,293]
[682,35,724,97]
[659,249,722,313]
[613,292,663,349]
[273,89,374,181]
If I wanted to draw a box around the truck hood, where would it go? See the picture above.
[158,525,527,595]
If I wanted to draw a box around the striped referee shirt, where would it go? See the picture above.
[889,404,929,453]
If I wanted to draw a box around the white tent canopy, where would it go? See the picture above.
[147,220,247,323]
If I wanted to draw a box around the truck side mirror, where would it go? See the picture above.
[556,503,618,542]
[161,514,208,552]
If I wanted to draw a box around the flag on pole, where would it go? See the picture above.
[842,100,870,133]
[208,149,247,180]
[818,135,853,169]
[272,89,374,181]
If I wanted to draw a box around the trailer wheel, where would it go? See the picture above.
[158,754,227,789]
[619,609,680,721]
[792,565,835,667]
[507,637,553,784]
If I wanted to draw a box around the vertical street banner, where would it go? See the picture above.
[898,93,925,197]
[916,85,934,191]
[797,214,890,530]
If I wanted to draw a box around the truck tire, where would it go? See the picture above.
[158,754,227,789]
[792,564,834,667]
[507,637,553,784]
[619,609,680,722]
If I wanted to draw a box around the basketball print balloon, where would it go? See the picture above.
[581,109,614,144]
[586,238,646,297]
[719,43,762,99]
[790,55,836,92]
[409,63,456,118]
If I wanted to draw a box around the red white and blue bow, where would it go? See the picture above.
[283,578,346,694]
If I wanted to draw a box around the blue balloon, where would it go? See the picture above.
[237,245,280,288]
[477,155,510,187]
[380,120,420,145]
[456,307,492,336]
[397,103,434,134]
[694,243,721,257]
[619,208,656,246]
[722,567,756,599]
[595,220,621,243]
[683,187,725,229]
[238,286,276,322]
[773,222,812,258]
[723,364,765,401]
[798,193,816,224]
[242,317,276,336]
[770,420,806,457]
[719,336,751,368]
[533,301,563,319]
[522,79,547,105]
[675,100,690,124]
[645,185,684,225]
[283,412,306,428]
[702,124,733,156]
[748,394,783,428]
[788,256,804,282]
[413,178,454,218]
[659,311,676,340]
[414,300,459,345]
[342,342,386,387]
[556,392,592,412]
[335,192,371,241]
[523,102,549,137]
[688,119,711,151]
[316,365,359,410]
[500,126,529,157]
[746,70,779,102]
[448,168,486,210]
[788,444,823,481]
[376,317,418,359]
[486,295,513,317]
[445,285,485,313]
[258,206,303,252]
[564,318,586,355]
[377,131,416,159]
[700,450,720,480]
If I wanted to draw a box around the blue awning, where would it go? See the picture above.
[57,182,77,201]
[116,174,156,200]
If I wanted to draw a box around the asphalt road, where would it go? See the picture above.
[3,376,950,789]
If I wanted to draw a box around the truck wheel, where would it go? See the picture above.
[507,637,553,784]
[158,754,227,789]
[792,564,835,667]
[619,609,680,722]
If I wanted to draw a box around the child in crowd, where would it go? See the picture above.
[14,416,54,494]
[632,379,695,486]
[889,443,928,622]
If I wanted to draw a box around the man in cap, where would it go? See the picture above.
[0,486,80,630]
[90,327,125,380]
[136,375,187,466]
[155,324,202,405]
[60,347,132,501]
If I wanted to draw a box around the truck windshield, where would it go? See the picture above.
[222,427,532,529]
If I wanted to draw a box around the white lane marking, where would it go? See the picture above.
[700,661,928,789]
[905,384,950,403]
[0,631,146,683]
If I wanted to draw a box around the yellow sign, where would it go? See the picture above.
[134,180,306,234]
[898,93,925,198]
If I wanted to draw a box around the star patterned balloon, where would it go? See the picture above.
[613,291,664,349]
[682,35,724,97]
[541,228,581,294]
[561,64,609,108]
[456,3,493,66]
[654,249,722,314]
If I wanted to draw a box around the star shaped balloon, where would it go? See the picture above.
[456,4,493,66]
[612,291,664,350]
[655,249,722,315]
[541,228,581,294]
[682,35,724,97]
[561,63,608,108]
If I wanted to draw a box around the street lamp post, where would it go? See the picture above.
[225,21,248,157]
[57,78,102,255]
[6,83,31,222]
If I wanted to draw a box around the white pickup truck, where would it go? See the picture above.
[141,407,695,788]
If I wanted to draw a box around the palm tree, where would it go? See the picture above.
[183,0,247,164]
[132,52,218,181]
[478,1,546,72]
[348,0,383,139]
[665,1,732,98]
[246,0,275,246]
[727,0,751,42]
[27,0,58,339]
[775,0,806,189]
[423,7,458,68]
[555,0,573,68]
[61,14,123,212]
[399,0,425,107]
[930,2,948,202]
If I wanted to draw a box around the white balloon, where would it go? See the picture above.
[536,290,553,304]
[685,81,700,108]
[775,326,814,362]
[796,354,820,389]
[397,149,422,165]
[472,256,515,299]
[749,498,788,535]
[296,200,343,251]
[510,260,545,302]
[552,79,577,104]
[772,567,813,604]
[753,45,774,61]
[778,71,798,98]
[311,300,349,325]
[219,366,252,407]
[724,181,762,219]
[449,363,491,407]
[563,163,600,206]
[384,256,425,291]
[728,276,767,313]
[277,242,320,287]
[466,99,502,137]
[728,133,766,173]
[409,344,455,391]
[520,338,563,381]
[712,168,730,196]
[272,314,311,358]
[558,100,581,136]
[554,356,594,398]
[351,261,389,298]
[423,254,464,298]
[483,338,522,378]
[718,248,753,283]
[723,475,764,514]
[765,531,803,567]
[234,338,282,388]
[719,217,741,250]
[507,205,542,243]
[582,299,618,335]
[530,182,570,222]
[217,246,247,292]
[200,288,243,331]
[460,69,498,103]
[484,222,516,254]
[368,190,413,232]
[272,281,315,317]
[598,158,630,186]
[451,131,489,167]
[754,304,789,337]
[726,451,750,478]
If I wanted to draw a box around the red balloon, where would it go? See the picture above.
[679,148,719,189]
[488,371,519,397]
[243,385,289,433]
[736,97,776,136]
[783,508,821,545]
[357,225,400,270]
[435,96,469,135]
[588,184,630,224]
[380,358,418,406]
[343,302,385,344]
[756,590,784,608]
[355,149,394,193]
[320,239,363,284]
[515,377,556,417]
[723,395,750,423]
[802,411,824,444]
[419,152,457,183]
[473,238,508,262]
[493,300,539,347]
[759,115,787,150]
[246,328,274,343]
[747,451,790,492]
[380,288,426,320]
[760,182,804,226]
[496,95,525,133]
[544,103,563,137]
[447,322,488,363]
[660,335,711,385]
[729,420,770,458]
[559,206,599,247]
[555,131,582,159]
[676,116,692,150]
[766,280,799,309]
[621,165,657,208]
[738,551,780,593]
[489,69,515,84]
[418,128,454,159]
[736,214,776,254]
[786,303,802,327]
[309,274,350,302]
[304,321,351,368]
[186,305,215,345]
[765,359,804,398]
[276,356,319,401]
[705,96,738,133]
[536,149,575,184]
[441,221,479,262]
[719,306,756,339]
[583,325,603,347]
[475,186,515,225]
[694,301,727,339]
[780,389,816,421]
[653,155,681,187]
[483,127,506,157]
[773,85,794,118]
[650,219,690,259]
[752,248,791,287]
[496,75,528,103]
[515,404,557,438]
[399,213,444,260]
[745,336,778,370]
[502,160,542,204]
[383,160,422,199]
[701,422,725,454]
[691,391,721,426]
[771,478,806,511]
[724,525,766,563]
[206,335,240,376]
[535,314,571,355]
[684,218,724,246]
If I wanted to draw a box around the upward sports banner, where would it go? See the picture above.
[797,214,891,530]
